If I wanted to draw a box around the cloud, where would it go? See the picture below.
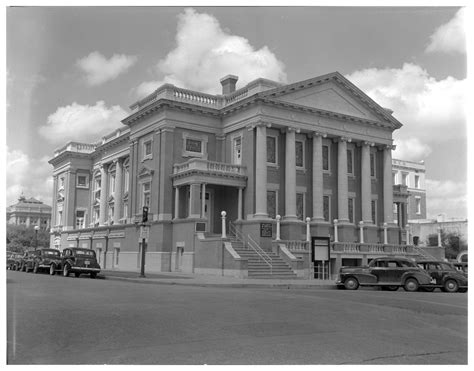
[346,63,466,145]
[425,8,466,54]
[393,138,432,162]
[77,51,137,86]
[134,8,287,98]
[39,101,127,145]
[7,149,53,208]
[425,179,467,219]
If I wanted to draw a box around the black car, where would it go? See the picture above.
[30,248,63,275]
[6,252,23,270]
[60,248,101,278]
[416,260,468,293]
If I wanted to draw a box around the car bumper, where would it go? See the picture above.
[71,267,101,272]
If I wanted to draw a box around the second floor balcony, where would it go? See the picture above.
[171,158,247,188]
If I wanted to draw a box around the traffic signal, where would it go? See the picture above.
[142,206,149,223]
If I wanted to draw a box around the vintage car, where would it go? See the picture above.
[6,252,24,270]
[27,248,63,275]
[452,262,468,277]
[20,250,39,272]
[60,248,101,278]
[336,256,433,292]
[416,260,468,293]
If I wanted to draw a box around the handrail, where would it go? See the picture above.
[229,222,273,274]
[412,245,439,261]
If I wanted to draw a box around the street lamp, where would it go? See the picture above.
[34,225,40,250]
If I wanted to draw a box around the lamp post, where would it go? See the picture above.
[34,225,40,250]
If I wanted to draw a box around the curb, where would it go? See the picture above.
[100,274,337,289]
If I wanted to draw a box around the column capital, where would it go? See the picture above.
[312,131,327,138]
[333,136,352,143]
[284,126,300,134]
[358,141,375,147]
[247,121,272,130]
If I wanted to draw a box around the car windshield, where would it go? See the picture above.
[43,250,60,257]
[74,250,96,257]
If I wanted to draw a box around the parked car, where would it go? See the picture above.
[29,248,63,275]
[6,252,23,270]
[336,256,433,292]
[416,260,468,293]
[60,248,101,278]
[20,250,39,272]
[452,262,468,277]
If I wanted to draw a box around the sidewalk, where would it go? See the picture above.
[99,270,337,289]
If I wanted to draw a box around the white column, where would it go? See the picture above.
[237,187,243,220]
[221,211,227,238]
[359,221,364,243]
[383,222,388,244]
[337,137,350,222]
[361,142,373,224]
[285,127,298,220]
[201,183,206,218]
[114,159,123,225]
[99,164,108,225]
[406,224,410,245]
[174,187,179,219]
[312,132,326,221]
[383,145,394,224]
[306,217,311,242]
[437,227,442,247]
[255,123,268,218]
[333,219,339,243]
[276,215,281,241]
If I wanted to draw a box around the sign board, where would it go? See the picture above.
[312,237,330,261]
[139,226,149,242]
[260,223,273,238]
[195,222,206,232]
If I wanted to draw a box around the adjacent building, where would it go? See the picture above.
[7,194,52,229]
[49,72,432,278]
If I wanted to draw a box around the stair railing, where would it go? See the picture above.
[229,222,273,274]
[412,245,439,261]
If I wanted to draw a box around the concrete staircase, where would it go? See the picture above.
[229,239,298,279]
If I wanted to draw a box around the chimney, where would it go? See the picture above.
[220,75,238,94]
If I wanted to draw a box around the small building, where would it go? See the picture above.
[48,72,437,278]
[7,194,52,229]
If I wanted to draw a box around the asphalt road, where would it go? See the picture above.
[6,270,467,365]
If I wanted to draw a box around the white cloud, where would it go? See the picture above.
[425,179,467,219]
[393,138,432,162]
[39,101,127,145]
[425,8,466,54]
[7,149,53,208]
[346,63,466,144]
[77,51,138,86]
[134,8,287,98]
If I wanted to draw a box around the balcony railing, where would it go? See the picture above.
[173,158,246,177]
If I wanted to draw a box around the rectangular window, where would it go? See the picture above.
[415,175,420,189]
[114,248,120,266]
[416,197,421,214]
[77,174,89,188]
[348,198,355,224]
[371,200,377,224]
[108,206,114,222]
[94,207,100,225]
[123,203,128,219]
[323,195,330,222]
[322,145,329,171]
[266,136,276,164]
[296,193,304,220]
[392,171,397,185]
[402,172,408,186]
[233,136,242,165]
[347,149,353,174]
[143,140,152,159]
[185,138,202,153]
[109,174,116,194]
[267,191,277,219]
[143,182,151,208]
[370,153,376,177]
[124,168,130,192]
[295,141,304,168]
[76,210,85,229]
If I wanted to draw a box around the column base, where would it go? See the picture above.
[280,220,305,240]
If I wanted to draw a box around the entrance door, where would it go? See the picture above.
[198,190,213,232]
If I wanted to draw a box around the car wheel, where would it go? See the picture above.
[344,277,359,290]
[90,272,97,279]
[33,263,39,274]
[404,278,419,292]
[63,264,71,277]
[49,264,56,276]
[443,279,459,293]
[75,272,81,278]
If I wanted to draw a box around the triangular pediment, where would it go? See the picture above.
[138,165,154,178]
[259,72,402,129]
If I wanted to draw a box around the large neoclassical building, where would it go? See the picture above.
[49,72,434,278]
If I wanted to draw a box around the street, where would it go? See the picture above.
[6,270,467,365]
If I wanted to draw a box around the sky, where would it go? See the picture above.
[4,3,469,219]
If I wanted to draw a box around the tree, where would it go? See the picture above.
[426,230,467,260]
[6,224,50,252]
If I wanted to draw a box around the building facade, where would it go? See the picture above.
[49,72,430,278]
[7,195,52,229]
[392,158,426,221]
